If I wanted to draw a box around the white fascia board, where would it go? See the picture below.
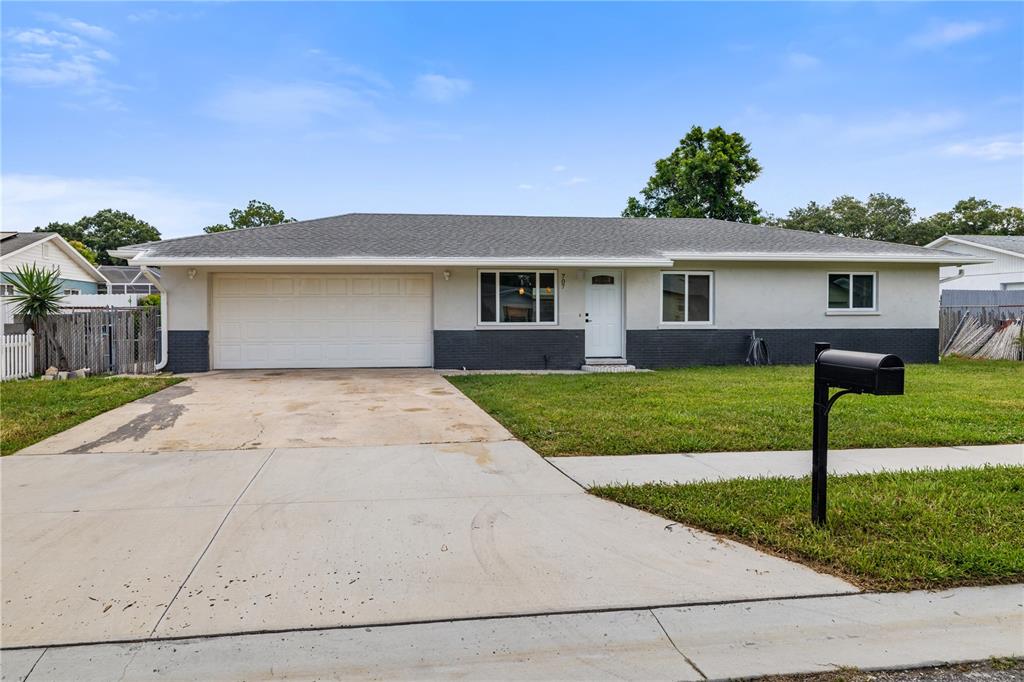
[130,256,674,268]
[922,236,1024,259]
[661,252,993,265]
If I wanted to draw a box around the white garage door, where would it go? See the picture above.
[212,274,432,369]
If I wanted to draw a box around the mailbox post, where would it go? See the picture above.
[811,343,905,526]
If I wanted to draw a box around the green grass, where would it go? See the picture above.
[0,375,183,455]
[448,358,1024,456]
[592,466,1024,591]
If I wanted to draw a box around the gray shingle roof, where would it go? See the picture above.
[0,231,52,256]
[98,265,160,284]
[941,235,1024,255]
[124,213,978,263]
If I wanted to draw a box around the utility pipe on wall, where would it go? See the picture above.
[140,265,168,370]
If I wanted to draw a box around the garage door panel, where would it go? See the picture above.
[213,274,432,369]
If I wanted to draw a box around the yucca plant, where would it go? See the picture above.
[6,264,64,331]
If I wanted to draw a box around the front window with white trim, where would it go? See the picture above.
[827,272,876,311]
[479,270,557,324]
[0,284,14,297]
[661,271,713,323]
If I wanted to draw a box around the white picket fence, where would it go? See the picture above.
[1,330,35,380]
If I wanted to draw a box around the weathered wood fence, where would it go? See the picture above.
[34,308,159,375]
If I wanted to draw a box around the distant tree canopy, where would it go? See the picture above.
[623,125,763,223]
[35,209,160,265]
[204,200,295,233]
[771,195,1024,245]
[68,240,98,265]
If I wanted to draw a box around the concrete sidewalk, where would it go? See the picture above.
[3,584,1020,681]
[550,443,1024,488]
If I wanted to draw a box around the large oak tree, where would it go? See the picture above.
[623,125,763,223]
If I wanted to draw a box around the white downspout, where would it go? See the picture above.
[140,265,168,370]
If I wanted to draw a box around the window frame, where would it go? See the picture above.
[477,269,559,326]
[826,271,878,313]
[63,288,82,296]
[0,284,15,297]
[659,270,715,325]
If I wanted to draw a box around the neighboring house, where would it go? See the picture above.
[1,232,109,331]
[110,213,987,372]
[98,265,161,295]
[925,235,1024,291]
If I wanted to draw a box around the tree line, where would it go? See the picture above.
[34,200,294,265]
[623,125,1023,245]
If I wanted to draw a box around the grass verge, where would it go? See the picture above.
[1,375,183,455]
[592,466,1024,591]
[448,358,1023,456]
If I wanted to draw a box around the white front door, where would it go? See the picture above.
[585,270,623,357]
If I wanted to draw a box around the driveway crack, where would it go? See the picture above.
[147,448,276,638]
[649,608,707,680]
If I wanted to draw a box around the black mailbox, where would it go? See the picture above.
[809,343,905,526]
[816,349,905,395]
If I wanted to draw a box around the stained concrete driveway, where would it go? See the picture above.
[18,369,511,454]
[2,370,856,649]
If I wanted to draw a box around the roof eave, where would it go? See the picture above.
[662,252,993,265]
[923,236,1024,259]
[129,256,675,268]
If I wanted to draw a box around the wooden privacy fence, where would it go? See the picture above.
[34,308,159,375]
[1,330,35,380]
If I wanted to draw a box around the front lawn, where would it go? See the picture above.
[448,358,1023,456]
[0,375,183,455]
[593,466,1024,591]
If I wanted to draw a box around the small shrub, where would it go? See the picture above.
[138,293,161,307]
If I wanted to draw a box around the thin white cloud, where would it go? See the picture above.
[908,20,997,48]
[565,176,588,186]
[3,17,119,105]
[942,135,1023,161]
[1,174,223,239]
[414,74,471,103]
[844,110,964,141]
[517,184,535,191]
[551,164,566,173]
[61,18,115,42]
[305,49,392,92]
[785,51,821,70]
[204,81,367,127]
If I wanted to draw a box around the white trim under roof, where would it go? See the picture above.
[924,235,1024,260]
[661,251,990,265]
[118,256,677,267]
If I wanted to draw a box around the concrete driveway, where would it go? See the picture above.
[2,370,855,649]
[18,369,511,454]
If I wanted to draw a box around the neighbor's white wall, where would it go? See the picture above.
[1,239,99,285]
[626,261,940,330]
[936,242,1024,290]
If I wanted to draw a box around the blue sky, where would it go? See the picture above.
[3,2,1022,239]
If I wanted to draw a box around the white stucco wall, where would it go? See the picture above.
[161,261,940,334]
[625,261,939,330]
[936,243,1024,290]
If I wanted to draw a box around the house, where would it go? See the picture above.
[925,235,1024,291]
[98,265,161,295]
[109,213,987,373]
[1,232,109,332]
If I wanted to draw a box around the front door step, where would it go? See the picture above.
[581,362,638,373]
